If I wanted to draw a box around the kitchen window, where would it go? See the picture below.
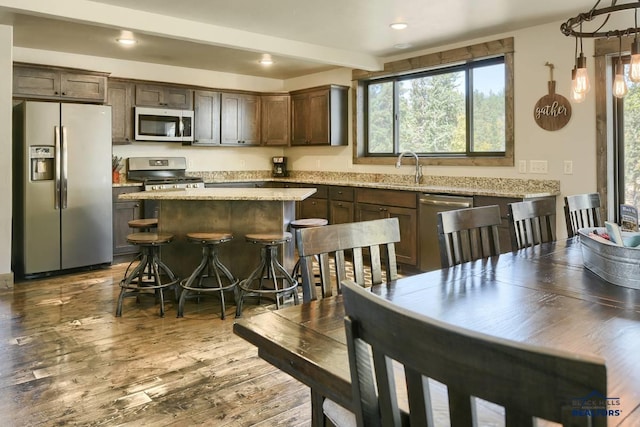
[352,37,514,167]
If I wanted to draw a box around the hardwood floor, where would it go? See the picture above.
[0,263,311,426]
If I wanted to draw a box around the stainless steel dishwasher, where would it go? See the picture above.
[419,194,473,271]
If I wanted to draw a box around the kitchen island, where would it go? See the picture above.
[118,187,317,280]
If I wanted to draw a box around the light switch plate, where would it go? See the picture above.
[518,160,527,173]
[563,160,573,174]
[529,160,548,174]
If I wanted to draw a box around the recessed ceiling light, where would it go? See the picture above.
[259,54,274,66]
[116,38,137,46]
[390,22,408,30]
[394,43,412,49]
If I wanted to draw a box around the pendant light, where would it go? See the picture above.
[630,8,640,82]
[561,1,640,99]
[571,67,587,103]
[574,23,590,95]
[613,36,629,98]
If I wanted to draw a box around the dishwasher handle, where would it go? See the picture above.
[419,199,472,208]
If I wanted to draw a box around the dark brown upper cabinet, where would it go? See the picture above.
[290,85,348,146]
[13,63,108,103]
[220,92,261,146]
[261,94,290,146]
[107,79,134,145]
[192,90,221,146]
[135,83,193,109]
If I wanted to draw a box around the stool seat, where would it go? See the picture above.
[128,218,158,229]
[186,232,233,243]
[245,232,292,244]
[290,218,328,228]
[127,232,173,245]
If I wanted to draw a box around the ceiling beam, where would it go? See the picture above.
[0,0,383,71]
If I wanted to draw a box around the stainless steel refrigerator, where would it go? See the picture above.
[12,101,113,277]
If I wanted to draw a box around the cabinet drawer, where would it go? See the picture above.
[329,186,354,201]
[356,188,417,209]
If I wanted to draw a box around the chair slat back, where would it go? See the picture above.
[437,205,502,268]
[341,279,608,427]
[564,193,602,237]
[508,198,556,250]
[296,218,400,300]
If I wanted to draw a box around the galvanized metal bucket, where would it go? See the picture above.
[579,227,640,290]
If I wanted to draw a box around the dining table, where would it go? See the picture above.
[233,237,640,426]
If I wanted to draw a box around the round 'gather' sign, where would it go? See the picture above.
[533,63,572,131]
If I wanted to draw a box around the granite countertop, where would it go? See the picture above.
[114,170,561,199]
[118,187,317,201]
[195,171,561,199]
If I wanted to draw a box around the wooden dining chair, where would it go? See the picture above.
[564,192,602,237]
[340,279,608,427]
[295,217,400,301]
[437,205,502,267]
[507,198,556,250]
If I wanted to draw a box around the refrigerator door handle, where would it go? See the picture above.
[54,126,61,210]
[61,126,68,209]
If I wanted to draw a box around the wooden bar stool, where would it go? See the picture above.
[128,218,158,232]
[116,232,179,318]
[235,232,299,317]
[177,232,239,320]
[125,218,159,279]
[290,218,328,282]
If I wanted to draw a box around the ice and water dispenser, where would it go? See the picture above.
[30,146,54,181]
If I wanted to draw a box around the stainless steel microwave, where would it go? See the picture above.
[134,107,194,142]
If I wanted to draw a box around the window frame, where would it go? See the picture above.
[352,37,515,167]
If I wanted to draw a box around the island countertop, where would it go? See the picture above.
[118,187,317,201]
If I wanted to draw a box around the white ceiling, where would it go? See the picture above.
[0,0,592,79]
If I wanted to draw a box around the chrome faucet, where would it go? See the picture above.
[396,151,423,184]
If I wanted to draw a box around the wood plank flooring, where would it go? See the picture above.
[0,263,311,426]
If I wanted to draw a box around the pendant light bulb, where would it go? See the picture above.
[630,38,640,82]
[613,72,629,98]
[613,60,628,98]
[571,67,586,103]
[574,52,590,94]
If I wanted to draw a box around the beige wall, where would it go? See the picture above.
[0,24,12,285]
[6,18,601,264]
[15,20,599,195]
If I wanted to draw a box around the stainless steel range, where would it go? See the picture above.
[127,157,204,191]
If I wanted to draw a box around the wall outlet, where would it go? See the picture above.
[518,160,527,173]
[529,160,548,174]
[563,160,573,174]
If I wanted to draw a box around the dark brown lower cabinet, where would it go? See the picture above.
[113,187,143,257]
[329,200,354,224]
[355,203,418,266]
